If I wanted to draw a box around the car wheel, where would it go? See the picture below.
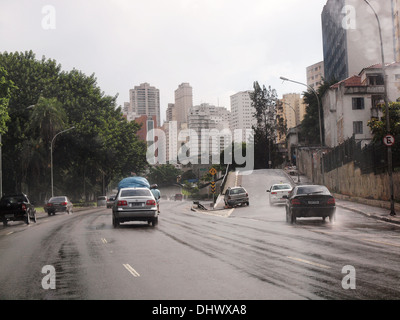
[290,209,296,224]
[112,215,120,228]
[152,217,158,227]
[25,211,30,225]
[2,219,8,226]
[246,201,249,206]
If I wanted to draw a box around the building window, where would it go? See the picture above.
[352,97,364,110]
[368,74,384,85]
[353,121,363,135]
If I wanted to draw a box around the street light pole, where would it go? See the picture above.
[51,126,75,197]
[280,76,325,184]
[364,0,395,216]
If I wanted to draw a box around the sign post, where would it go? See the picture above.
[383,134,396,216]
[209,168,217,208]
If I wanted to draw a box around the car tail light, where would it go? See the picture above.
[291,199,301,205]
[21,203,27,211]
[146,200,156,206]
[246,193,248,197]
[327,198,335,205]
[47,203,53,207]
[61,202,67,206]
[117,200,127,206]
[271,192,277,195]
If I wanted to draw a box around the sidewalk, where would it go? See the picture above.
[285,171,400,225]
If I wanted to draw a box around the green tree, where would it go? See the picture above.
[367,102,400,142]
[300,79,334,145]
[250,81,283,169]
[0,50,148,200]
[0,67,16,135]
[147,164,182,186]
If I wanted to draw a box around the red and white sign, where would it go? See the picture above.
[383,134,395,147]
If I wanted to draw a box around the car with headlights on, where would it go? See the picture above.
[284,185,336,224]
[267,183,292,205]
[45,196,73,215]
[112,187,158,227]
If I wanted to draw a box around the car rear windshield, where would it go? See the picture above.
[1,195,27,203]
[49,197,66,202]
[230,188,246,194]
[120,189,152,197]
[272,184,291,190]
[296,186,330,195]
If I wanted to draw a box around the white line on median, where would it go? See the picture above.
[123,263,140,277]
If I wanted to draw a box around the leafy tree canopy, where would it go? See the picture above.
[0,50,147,201]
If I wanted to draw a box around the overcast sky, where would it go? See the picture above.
[0,0,326,123]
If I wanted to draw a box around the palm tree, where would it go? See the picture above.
[25,97,68,199]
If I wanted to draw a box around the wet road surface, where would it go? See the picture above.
[0,169,399,299]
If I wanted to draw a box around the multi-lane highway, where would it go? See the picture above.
[1,169,400,300]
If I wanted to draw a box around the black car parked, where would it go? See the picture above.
[0,193,37,226]
[284,185,336,224]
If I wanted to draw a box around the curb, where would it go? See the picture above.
[190,205,234,217]
[335,202,400,225]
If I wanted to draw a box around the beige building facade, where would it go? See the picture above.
[174,82,193,128]
[306,61,325,90]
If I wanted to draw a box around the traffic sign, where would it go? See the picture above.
[383,134,395,147]
[209,167,217,176]
[210,181,216,194]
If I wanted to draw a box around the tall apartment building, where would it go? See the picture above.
[281,93,306,129]
[174,83,193,128]
[188,103,231,160]
[306,61,325,90]
[321,0,395,82]
[128,82,161,127]
[276,93,306,144]
[166,103,176,122]
[230,90,255,142]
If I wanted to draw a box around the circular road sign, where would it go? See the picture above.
[383,134,395,147]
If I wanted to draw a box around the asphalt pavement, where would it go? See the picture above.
[2,169,400,300]
[193,170,400,225]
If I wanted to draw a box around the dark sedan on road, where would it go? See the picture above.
[0,193,37,226]
[284,185,336,224]
[45,196,73,215]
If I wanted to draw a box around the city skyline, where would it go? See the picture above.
[0,0,326,124]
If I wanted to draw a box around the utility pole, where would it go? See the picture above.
[364,0,396,216]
